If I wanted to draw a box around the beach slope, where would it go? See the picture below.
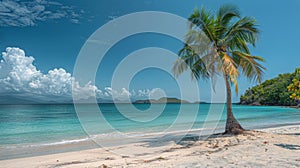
[1,125,300,168]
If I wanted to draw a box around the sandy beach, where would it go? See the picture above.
[1,125,300,168]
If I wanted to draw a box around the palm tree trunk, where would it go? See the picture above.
[224,74,244,134]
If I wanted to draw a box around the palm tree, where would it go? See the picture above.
[173,4,266,134]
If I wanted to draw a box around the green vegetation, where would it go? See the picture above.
[240,68,300,106]
[287,68,300,101]
[173,4,265,134]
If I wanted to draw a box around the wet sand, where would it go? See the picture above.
[1,125,300,168]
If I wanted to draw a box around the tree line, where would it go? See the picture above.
[240,68,300,106]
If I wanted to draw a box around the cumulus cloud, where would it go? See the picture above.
[102,87,132,101]
[0,47,100,102]
[0,47,157,103]
[0,0,84,26]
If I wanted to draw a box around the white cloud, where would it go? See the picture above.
[137,89,151,97]
[0,47,99,102]
[0,47,158,103]
[102,87,132,101]
[0,0,83,26]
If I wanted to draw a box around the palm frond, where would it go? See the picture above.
[227,36,251,54]
[232,51,266,83]
[173,44,210,80]
[216,4,241,41]
[188,7,217,45]
[224,16,259,47]
[217,4,241,25]
[185,29,213,56]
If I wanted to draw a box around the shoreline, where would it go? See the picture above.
[2,122,300,160]
[238,103,300,109]
[1,124,300,167]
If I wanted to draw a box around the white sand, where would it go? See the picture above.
[1,125,300,168]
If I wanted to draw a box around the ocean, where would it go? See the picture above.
[0,104,299,160]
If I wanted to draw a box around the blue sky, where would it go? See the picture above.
[0,0,300,103]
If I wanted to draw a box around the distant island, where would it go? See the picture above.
[133,97,190,104]
[133,97,209,104]
[194,101,210,104]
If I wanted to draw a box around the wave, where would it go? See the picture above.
[1,137,91,149]
[0,127,221,149]
[3,122,300,150]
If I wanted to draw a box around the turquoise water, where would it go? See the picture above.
[0,104,299,159]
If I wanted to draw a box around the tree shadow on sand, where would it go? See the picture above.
[139,132,232,148]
